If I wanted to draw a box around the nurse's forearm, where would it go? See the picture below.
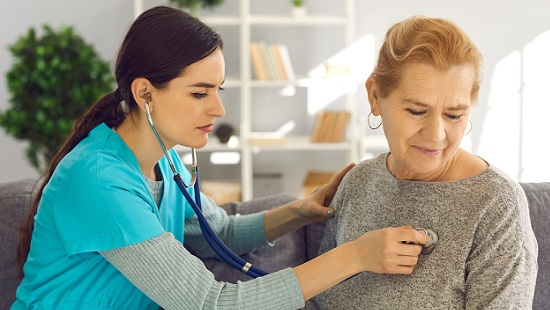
[263,200,310,242]
[102,232,306,309]
[293,241,360,301]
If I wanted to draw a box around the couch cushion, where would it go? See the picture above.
[200,194,307,282]
[520,182,550,310]
[0,179,36,308]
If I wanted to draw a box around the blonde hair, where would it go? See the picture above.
[373,16,482,102]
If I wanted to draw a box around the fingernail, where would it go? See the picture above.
[327,210,334,217]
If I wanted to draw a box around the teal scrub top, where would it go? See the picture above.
[13,123,196,309]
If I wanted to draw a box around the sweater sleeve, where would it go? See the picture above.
[101,232,305,310]
[465,181,538,309]
[316,169,349,258]
[184,194,272,258]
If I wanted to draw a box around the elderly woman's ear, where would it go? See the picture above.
[365,76,380,116]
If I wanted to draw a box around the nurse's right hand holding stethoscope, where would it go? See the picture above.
[293,224,429,301]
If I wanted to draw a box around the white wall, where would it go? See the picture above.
[0,0,132,182]
[1,0,549,184]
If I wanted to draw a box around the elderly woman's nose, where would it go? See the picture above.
[423,117,446,141]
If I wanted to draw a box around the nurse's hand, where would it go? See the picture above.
[352,226,428,274]
[298,163,355,223]
[263,163,355,242]
[293,225,428,301]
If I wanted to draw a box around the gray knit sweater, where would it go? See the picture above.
[311,152,538,309]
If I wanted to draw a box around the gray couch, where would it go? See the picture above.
[1,179,549,309]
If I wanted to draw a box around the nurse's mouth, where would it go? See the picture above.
[198,124,213,133]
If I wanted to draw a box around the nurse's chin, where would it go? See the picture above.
[181,139,209,150]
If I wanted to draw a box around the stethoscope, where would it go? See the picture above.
[145,102,268,278]
[144,101,439,278]
[409,228,438,254]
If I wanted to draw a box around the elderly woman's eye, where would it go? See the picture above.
[447,114,463,120]
[407,109,425,116]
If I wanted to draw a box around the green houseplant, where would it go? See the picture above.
[0,25,114,172]
[168,0,225,12]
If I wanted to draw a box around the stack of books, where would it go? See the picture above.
[200,180,241,205]
[248,132,287,146]
[250,41,295,80]
[310,110,351,143]
[302,171,336,196]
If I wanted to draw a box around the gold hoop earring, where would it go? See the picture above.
[465,119,473,135]
[368,112,382,130]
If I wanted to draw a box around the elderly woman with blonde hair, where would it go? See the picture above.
[311,15,538,309]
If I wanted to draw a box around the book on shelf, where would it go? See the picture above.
[310,110,351,143]
[249,41,295,81]
[302,170,336,196]
[248,132,287,146]
[260,42,280,80]
[200,180,241,205]
[275,44,295,80]
[250,42,268,80]
[271,45,287,80]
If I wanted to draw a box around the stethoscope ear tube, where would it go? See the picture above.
[145,103,267,278]
[174,174,268,278]
[145,101,197,187]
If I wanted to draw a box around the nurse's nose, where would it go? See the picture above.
[210,94,225,118]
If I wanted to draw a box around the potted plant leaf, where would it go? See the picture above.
[168,0,225,12]
[0,25,114,172]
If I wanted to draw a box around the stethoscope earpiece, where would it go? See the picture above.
[144,100,197,187]
[145,100,263,278]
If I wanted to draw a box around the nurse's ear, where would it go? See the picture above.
[131,77,154,114]
[365,75,381,116]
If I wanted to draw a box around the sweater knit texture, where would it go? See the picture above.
[311,152,538,309]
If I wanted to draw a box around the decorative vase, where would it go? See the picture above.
[292,6,307,18]
[214,123,235,144]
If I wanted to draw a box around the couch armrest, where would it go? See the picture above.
[521,182,550,310]
[0,179,37,308]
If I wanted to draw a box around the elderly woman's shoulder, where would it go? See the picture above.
[353,153,384,169]
[344,153,387,183]
[466,159,527,209]
[485,164,525,193]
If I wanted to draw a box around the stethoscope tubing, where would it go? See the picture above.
[174,173,268,278]
[145,102,267,278]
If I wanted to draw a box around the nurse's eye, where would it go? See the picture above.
[218,87,225,92]
[192,92,207,99]
[406,109,426,116]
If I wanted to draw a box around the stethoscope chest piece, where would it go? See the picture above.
[416,227,438,254]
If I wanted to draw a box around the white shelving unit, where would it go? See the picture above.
[138,0,358,201]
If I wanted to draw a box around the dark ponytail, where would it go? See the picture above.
[17,5,223,275]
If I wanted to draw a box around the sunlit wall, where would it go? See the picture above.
[478,30,550,181]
